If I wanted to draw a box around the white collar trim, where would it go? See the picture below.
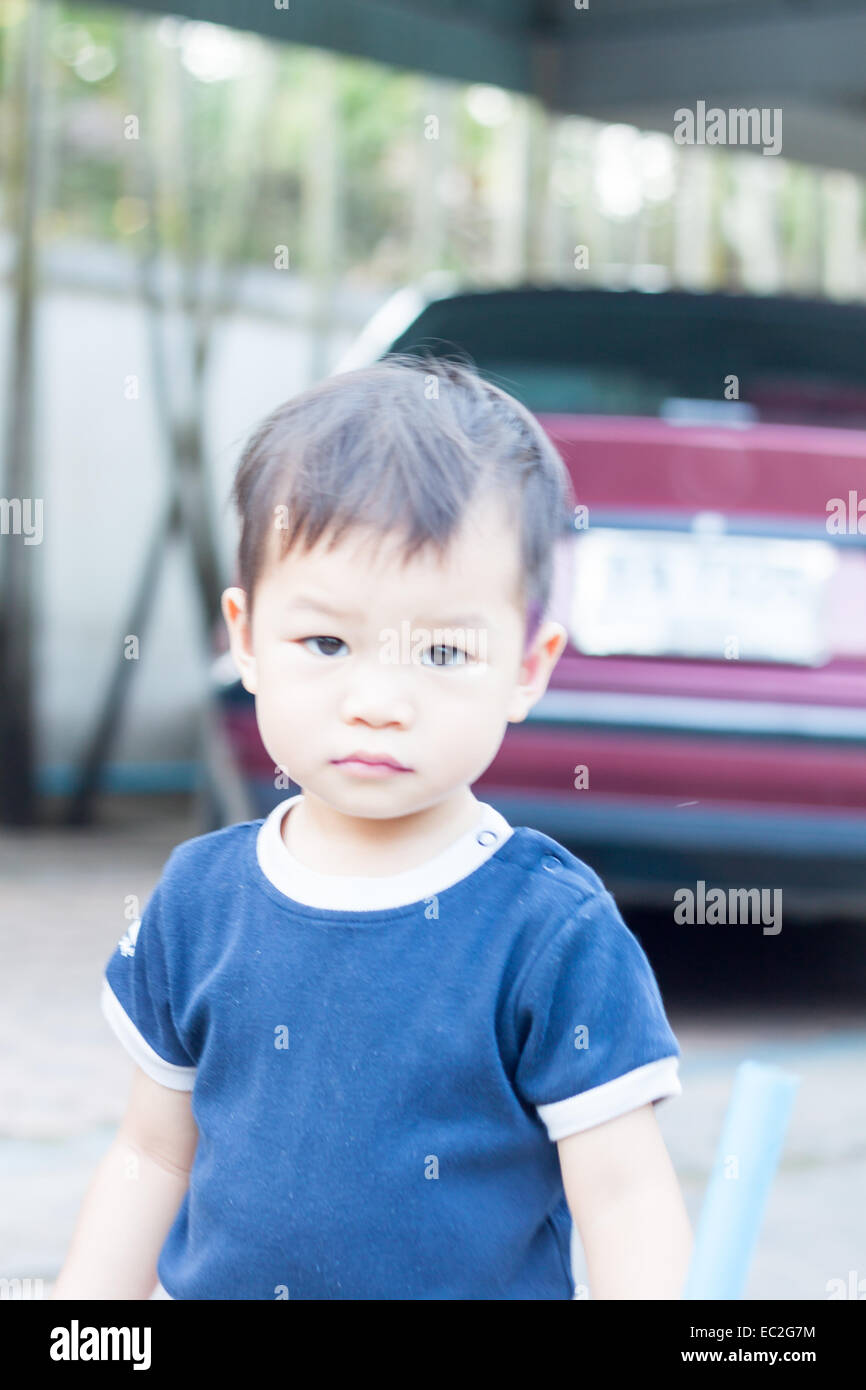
[256,794,514,910]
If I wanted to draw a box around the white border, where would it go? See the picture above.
[100,979,196,1091]
[537,1056,682,1140]
[256,794,514,910]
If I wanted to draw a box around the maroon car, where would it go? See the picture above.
[211,286,866,920]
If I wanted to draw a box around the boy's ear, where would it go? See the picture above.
[506,620,568,724]
[221,587,258,695]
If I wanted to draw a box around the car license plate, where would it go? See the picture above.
[570,528,838,665]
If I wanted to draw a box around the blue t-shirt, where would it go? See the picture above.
[101,795,682,1300]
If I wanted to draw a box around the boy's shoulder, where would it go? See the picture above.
[486,824,636,965]
[503,823,613,911]
[159,816,263,893]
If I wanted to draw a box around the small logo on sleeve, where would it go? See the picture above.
[118,919,141,958]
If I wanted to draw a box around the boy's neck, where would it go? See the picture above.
[280,787,484,877]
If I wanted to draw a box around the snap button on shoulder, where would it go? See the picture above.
[542,854,562,872]
[476,829,498,847]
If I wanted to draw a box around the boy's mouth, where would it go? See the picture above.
[332,751,412,774]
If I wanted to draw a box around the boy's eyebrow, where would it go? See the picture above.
[417,614,491,628]
[283,594,491,626]
[283,594,359,619]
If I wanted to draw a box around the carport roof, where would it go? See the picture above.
[103,0,866,175]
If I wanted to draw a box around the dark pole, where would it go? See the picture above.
[0,0,48,826]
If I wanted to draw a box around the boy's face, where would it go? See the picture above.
[221,493,567,822]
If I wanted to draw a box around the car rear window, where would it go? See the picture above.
[387,289,866,429]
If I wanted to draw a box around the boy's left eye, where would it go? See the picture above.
[301,635,348,657]
[420,645,469,667]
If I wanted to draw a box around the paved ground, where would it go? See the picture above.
[1,794,864,1301]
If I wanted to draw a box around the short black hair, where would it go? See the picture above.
[230,351,575,647]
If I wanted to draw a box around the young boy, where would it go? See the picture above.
[52,354,691,1301]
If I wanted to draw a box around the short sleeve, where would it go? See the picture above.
[513,889,681,1141]
[100,874,197,1091]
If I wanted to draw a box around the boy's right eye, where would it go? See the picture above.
[300,635,348,658]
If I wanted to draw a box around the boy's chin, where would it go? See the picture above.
[309,780,476,820]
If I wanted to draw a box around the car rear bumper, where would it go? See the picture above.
[485,686,866,810]
[477,686,866,919]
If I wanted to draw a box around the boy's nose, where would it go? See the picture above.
[339,678,414,729]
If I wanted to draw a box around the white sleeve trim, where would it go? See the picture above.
[100,979,197,1092]
[536,1056,682,1141]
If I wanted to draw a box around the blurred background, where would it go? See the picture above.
[1,0,864,1301]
